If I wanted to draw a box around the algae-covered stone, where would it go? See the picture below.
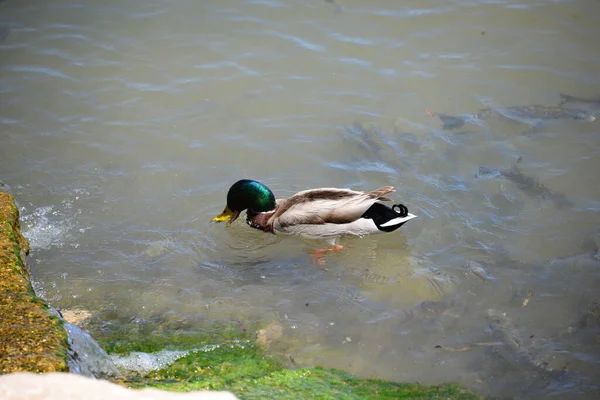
[104,330,480,399]
[86,294,482,399]
[141,346,481,399]
[256,321,283,350]
[0,191,69,373]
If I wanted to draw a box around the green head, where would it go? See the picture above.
[211,179,276,224]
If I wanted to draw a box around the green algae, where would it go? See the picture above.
[0,191,69,373]
[95,319,256,356]
[86,279,481,399]
[231,368,478,400]
[136,347,479,399]
[140,348,479,399]
[97,325,480,400]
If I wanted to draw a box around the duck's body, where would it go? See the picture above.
[211,180,417,239]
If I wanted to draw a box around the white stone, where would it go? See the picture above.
[0,372,239,400]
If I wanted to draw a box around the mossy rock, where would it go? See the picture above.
[99,327,480,400]
[0,191,69,373]
[141,349,479,399]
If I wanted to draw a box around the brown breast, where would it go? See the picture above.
[247,212,275,233]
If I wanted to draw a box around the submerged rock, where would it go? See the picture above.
[256,321,284,350]
[0,180,12,195]
[60,308,93,327]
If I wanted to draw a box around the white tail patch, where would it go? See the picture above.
[380,213,418,228]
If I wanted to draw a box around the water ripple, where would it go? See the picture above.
[2,1,599,398]
[6,65,76,82]
[353,7,452,18]
[338,57,372,68]
[330,33,374,46]
[263,30,326,52]
[247,0,288,7]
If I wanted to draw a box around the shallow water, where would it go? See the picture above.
[2,0,600,398]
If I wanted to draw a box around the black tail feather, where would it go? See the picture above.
[361,203,412,232]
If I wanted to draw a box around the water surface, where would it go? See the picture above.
[1,0,600,398]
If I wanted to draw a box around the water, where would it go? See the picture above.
[46,304,120,378]
[2,0,600,398]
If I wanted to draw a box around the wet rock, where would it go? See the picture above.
[0,372,239,400]
[0,191,69,373]
[0,190,119,378]
[0,180,12,195]
[65,321,121,378]
[61,308,93,327]
[256,321,284,350]
[43,304,119,378]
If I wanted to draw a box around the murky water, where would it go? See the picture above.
[2,0,600,398]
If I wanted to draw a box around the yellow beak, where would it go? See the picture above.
[211,206,236,223]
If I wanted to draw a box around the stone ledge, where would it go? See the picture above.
[0,190,69,373]
[0,372,239,400]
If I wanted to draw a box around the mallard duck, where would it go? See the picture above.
[211,179,417,238]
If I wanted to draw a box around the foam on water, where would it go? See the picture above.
[20,190,89,250]
[109,342,250,375]
[21,205,74,249]
[110,349,190,375]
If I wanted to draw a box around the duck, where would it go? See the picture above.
[211,179,417,240]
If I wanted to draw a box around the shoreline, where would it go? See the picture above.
[0,188,480,399]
